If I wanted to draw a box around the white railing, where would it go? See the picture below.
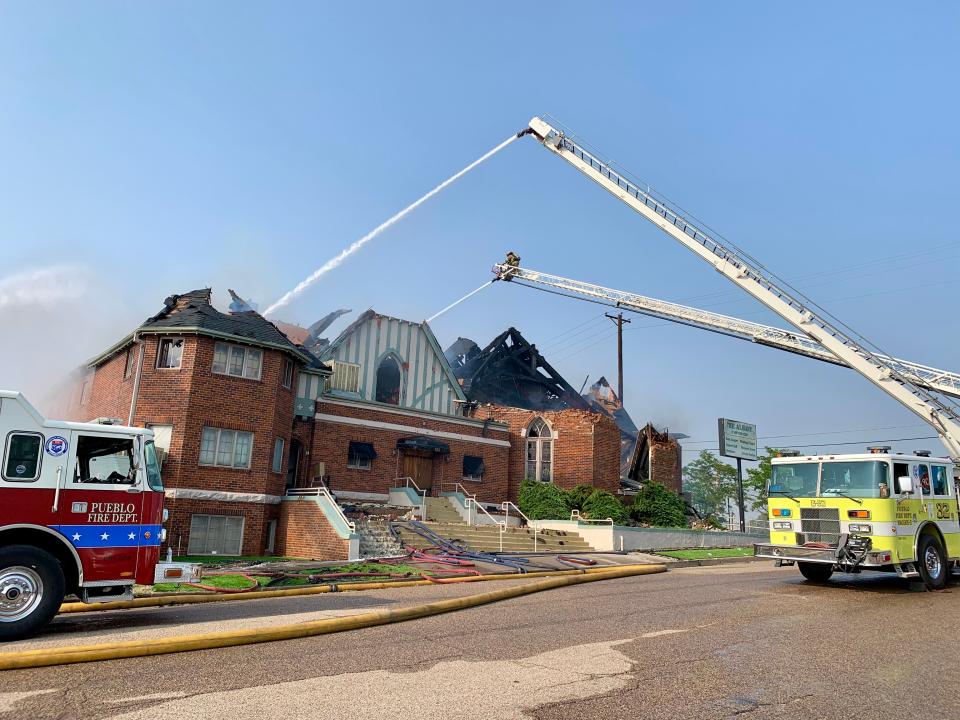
[502,501,538,552]
[440,482,478,500]
[570,509,614,525]
[286,486,356,532]
[400,476,427,521]
[465,497,506,552]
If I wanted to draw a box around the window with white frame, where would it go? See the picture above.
[525,417,553,482]
[157,338,184,369]
[329,361,360,393]
[272,437,285,473]
[212,342,262,380]
[199,427,253,469]
[281,358,294,389]
[187,514,244,555]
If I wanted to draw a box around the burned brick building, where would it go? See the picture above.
[446,329,683,497]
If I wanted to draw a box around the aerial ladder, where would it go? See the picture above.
[513,117,960,460]
[492,263,960,400]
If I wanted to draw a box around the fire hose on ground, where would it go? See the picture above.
[3,563,667,670]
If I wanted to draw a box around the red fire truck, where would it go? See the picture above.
[0,391,196,640]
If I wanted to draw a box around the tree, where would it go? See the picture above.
[582,489,630,525]
[682,450,738,521]
[744,448,790,513]
[518,480,570,520]
[630,482,687,527]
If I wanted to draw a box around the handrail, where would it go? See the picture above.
[439,482,477,500]
[285,486,356,532]
[465,497,505,552]
[570,509,614,525]
[502,501,538,552]
[400,476,427,521]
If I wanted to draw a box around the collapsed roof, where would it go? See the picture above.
[582,376,641,477]
[88,288,315,367]
[447,327,591,411]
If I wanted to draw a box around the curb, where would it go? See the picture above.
[666,556,765,569]
[58,564,658,615]
[2,564,666,670]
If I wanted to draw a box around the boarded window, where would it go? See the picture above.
[124,347,137,378]
[2,433,42,482]
[187,515,244,555]
[329,361,361,393]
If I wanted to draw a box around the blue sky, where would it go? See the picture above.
[1,2,958,459]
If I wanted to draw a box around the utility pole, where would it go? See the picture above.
[605,312,631,403]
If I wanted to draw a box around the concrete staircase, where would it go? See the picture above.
[423,496,468,523]
[394,520,594,554]
[355,518,405,558]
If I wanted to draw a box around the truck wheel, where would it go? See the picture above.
[917,534,947,591]
[0,545,65,641]
[798,562,833,583]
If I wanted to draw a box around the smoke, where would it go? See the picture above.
[0,265,89,310]
[0,264,141,414]
[263,133,520,316]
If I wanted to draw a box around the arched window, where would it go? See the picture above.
[375,355,402,405]
[525,417,553,482]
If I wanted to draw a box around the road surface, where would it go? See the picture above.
[1,563,956,719]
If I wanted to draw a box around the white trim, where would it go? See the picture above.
[314,413,512,448]
[318,396,510,432]
[164,488,283,504]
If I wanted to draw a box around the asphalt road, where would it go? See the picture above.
[2,562,958,720]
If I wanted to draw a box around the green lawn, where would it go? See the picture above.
[656,547,755,560]
[154,561,429,593]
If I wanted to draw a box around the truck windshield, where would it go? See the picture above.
[143,440,163,491]
[769,463,819,498]
[821,461,888,499]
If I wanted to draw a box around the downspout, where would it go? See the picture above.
[127,333,145,426]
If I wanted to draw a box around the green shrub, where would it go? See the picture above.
[631,482,687,527]
[564,483,596,512]
[581,489,630,525]
[518,479,570,520]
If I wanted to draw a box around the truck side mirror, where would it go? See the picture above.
[898,476,913,494]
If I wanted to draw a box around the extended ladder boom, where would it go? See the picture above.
[494,263,960,400]
[521,116,960,459]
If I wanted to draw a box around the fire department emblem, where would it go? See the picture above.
[45,435,68,457]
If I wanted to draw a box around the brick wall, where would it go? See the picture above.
[650,440,683,493]
[309,400,511,503]
[275,498,351,560]
[164,497,278,557]
[471,404,621,499]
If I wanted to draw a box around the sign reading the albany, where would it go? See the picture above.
[718,418,758,461]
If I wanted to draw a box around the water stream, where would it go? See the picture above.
[264,133,519,316]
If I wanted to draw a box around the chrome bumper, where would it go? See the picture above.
[754,543,891,568]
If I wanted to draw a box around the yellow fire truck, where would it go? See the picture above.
[754,448,958,588]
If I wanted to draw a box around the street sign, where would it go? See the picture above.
[718,418,757,461]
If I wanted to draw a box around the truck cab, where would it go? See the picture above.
[755,449,959,589]
[0,390,185,640]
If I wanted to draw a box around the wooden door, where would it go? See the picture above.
[401,452,434,492]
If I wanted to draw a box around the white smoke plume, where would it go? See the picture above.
[0,265,90,311]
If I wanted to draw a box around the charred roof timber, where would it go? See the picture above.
[448,327,591,412]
